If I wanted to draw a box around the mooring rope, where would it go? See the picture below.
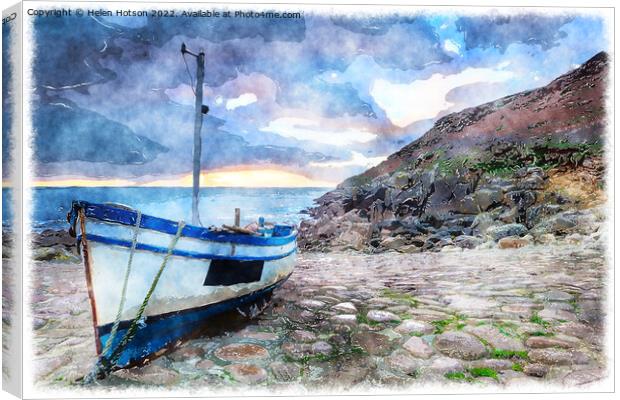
[84,219,186,383]
[100,210,142,358]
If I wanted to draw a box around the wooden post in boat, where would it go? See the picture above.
[234,208,241,227]
[181,43,207,226]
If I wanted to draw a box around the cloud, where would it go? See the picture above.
[29,10,608,184]
[34,101,168,165]
[226,93,258,110]
[261,117,377,146]
[370,66,514,127]
[456,15,573,52]
[443,39,461,55]
[309,151,387,169]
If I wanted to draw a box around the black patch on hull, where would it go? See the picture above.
[204,260,264,286]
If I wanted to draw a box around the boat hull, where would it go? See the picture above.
[96,276,289,368]
[69,201,297,368]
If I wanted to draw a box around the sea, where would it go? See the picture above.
[2,187,330,232]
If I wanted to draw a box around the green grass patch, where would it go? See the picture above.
[511,363,524,372]
[530,330,554,337]
[356,313,380,326]
[431,319,452,334]
[492,321,520,338]
[431,314,468,334]
[530,313,551,328]
[491,349,529,360]
[444,372,468,381]
[380,289,419,308]
[468,367,499,381]
[219,370,237,383]
[397,312,412,320]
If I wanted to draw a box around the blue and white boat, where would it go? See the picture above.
[68,45,297,378]
[68,201,297,369]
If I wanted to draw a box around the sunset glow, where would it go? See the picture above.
[32,167,337,188]
[145,167,337,188]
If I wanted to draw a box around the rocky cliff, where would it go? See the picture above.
[300,51,608,252]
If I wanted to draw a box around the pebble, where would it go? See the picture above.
[281,342,312,359]
[214,343,269,362]
[270,362,301,381]
[528,349,573,366]
[537,290,574,302]
[330,314,358,326]
[402,336,433,359]
[366,310,401,323]
[538,308,577,321]
[523,363,549,377]
[525,336,575,349]
[290,330,317,343]
[386,350,420,375]
[195,359,215,370]
[311,341,333,355]
[445,295,498,311]
[433,332,487,360]
[394,320,434,335]
[465,325,525,351]
[555,321,595,340]
[429,357,465,374]
[469,359,513,370]
[351,331,395,356]
[298,299,326,310]
[332,302,357,313]
[498,236,530,249]
[224,363,268,384]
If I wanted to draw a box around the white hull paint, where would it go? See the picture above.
[81,214,296,327]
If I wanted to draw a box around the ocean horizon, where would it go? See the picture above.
[2,186,330,231]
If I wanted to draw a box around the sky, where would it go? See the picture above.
[26,7,610,187]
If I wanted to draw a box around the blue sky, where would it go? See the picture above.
[30,8,609,186]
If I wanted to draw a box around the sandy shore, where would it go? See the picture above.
[29,241,607,392]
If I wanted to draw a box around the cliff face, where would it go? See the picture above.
[300,52,608,253]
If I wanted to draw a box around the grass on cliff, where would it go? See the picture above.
[429,139,603,178]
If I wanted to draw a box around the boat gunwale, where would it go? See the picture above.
[80,233,297,261]
[71,200,298,247]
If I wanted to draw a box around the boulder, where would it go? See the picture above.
[485,224,528,241]
[471,212,496,235]
[454,235,484,249]
[498,236,531,249]
[474,187,503,211]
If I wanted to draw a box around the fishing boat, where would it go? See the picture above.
[67,44,297,377]
[67,201,296,370]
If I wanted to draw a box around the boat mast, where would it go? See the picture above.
[181,43,208,226]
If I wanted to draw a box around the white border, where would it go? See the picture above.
[4,1,616,399]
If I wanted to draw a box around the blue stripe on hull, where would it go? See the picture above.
[80,233,297,262]
[70,201,297,247]
[97,275,290,368]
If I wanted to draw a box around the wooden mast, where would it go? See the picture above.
[181,43,207,226]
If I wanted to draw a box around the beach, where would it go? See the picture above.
[29,237,607,392]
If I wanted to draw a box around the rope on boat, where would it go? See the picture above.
[100,210,142,358]
[84,218,186,383]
